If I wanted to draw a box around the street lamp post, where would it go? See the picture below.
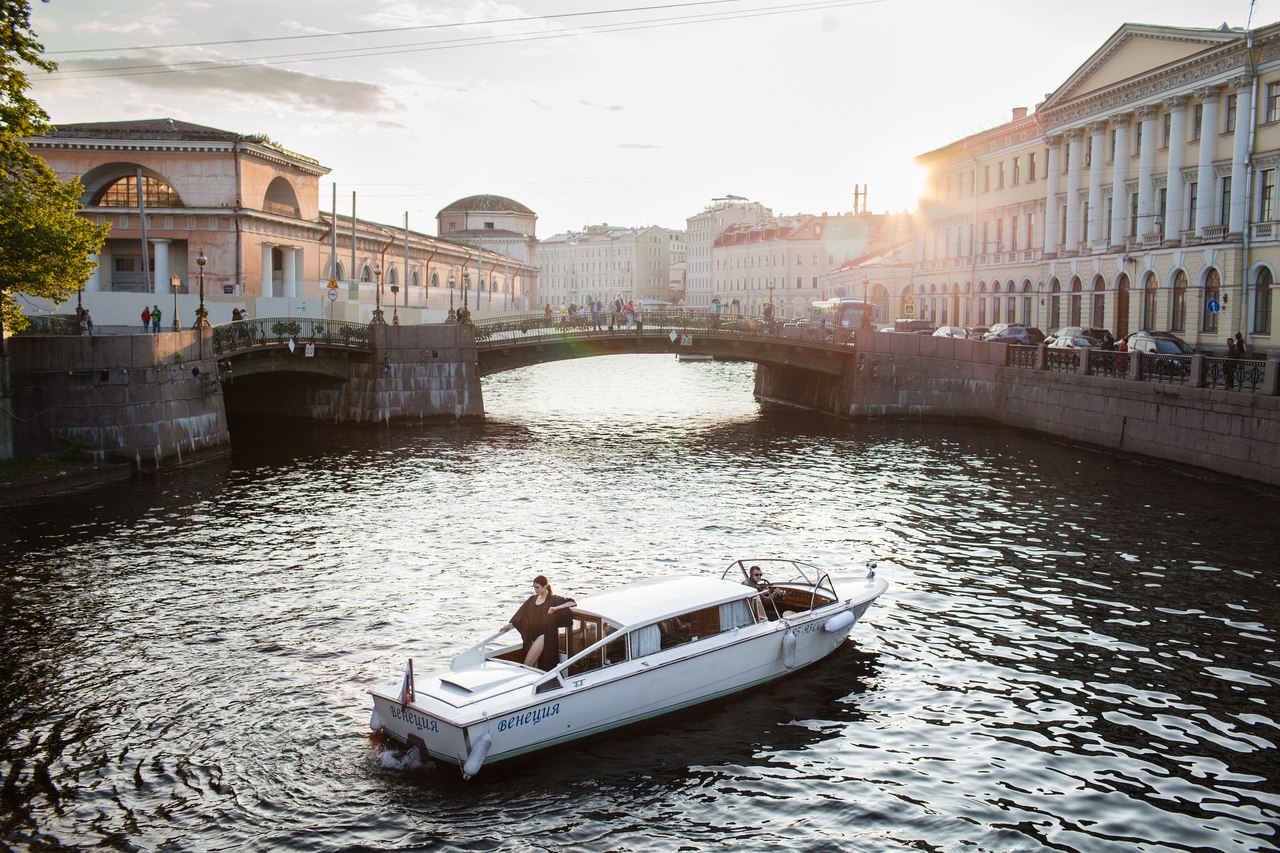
[448,272,456,320]
[371,264,386,324]
[463,270,471,312]
[390,284,400,325]
[194,249,210,329]
[170,275,181,331]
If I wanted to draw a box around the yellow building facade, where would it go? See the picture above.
[913,22,1278,353]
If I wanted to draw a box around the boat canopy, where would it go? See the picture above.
[574,575,753,627]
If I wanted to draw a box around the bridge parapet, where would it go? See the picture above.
[212,316,373,357]
[473,309,856,348]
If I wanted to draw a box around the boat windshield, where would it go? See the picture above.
[722,559,820,587]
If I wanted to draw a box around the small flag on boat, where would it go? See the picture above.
[399,659,414,712]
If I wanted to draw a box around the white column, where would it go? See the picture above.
[1109,114,1131,247]
[282,246,297,298]
[1087,122,1107,244]
[1164,97,1188,242]
[1229,77,1253,234]
[1044,135,1062,256]
[1065,129,1083,253]
[85,254,102,292]
[1136,105,1158,233]
[261,243,275,298]
[150,238,171,296]
[1193,87,1221,236]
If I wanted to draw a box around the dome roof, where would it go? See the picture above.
[439,194,535,216]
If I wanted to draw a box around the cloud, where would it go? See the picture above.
[56,52,401,115]
[578,99,623,112]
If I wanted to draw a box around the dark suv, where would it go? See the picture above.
[984,325,1046,345]
[1124,330,1194,377]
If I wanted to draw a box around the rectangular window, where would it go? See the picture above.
[1220,176,1232,224]
[1130,192,1140,238]
[812,276,818,289]
[1225,92,1238,132]
[1010,216,1019,251]
[997,161,1005,189]
[1161,112,1172,147]
[1261,169,1275,221]
[1158,187,1168,224]
[1269,82,1280,123]
[1012,157,1021,185]
[1026,213,1035,249]
[1059,205,1068,245]
[1028,151,1037,181]
[996,218,1004,249]
[982,221,989,252]
[983,165,990,192]
[1187,182,1198,230]
[1108,128,1117,161]
[1191,104,1204,141]
[1134,122,1143,155]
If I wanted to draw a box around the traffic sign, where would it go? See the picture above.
[1206,298,1221,314]
[904,293,915,304]
[327,277,339,290]
[327,287,338,302]
[903,303,916,317]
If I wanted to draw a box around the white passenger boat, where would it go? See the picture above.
[676,353,714,362]
[368,559,887,778]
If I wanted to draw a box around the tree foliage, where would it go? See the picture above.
[1,0,108,334]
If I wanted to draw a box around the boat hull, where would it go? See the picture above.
[370,591,880,773]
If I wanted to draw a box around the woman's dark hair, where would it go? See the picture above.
[534,574,551,594]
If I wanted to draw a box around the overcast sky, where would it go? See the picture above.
[29,0,1259,238]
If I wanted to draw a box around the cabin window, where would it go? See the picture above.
[720,599,755,629]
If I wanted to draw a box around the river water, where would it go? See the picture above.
[2,354,1278,852]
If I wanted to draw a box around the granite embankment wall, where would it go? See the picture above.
[761,331,1280,487]
[8,331,229,467]
[224,323,482,423]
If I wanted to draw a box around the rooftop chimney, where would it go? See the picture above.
[1012,107,1029,121]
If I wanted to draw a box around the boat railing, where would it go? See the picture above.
[450,630,508,671]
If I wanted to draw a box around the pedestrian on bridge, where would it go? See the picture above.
[151,305,161,333]
[140,305,151,332]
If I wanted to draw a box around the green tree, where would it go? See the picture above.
[1,0,108,336]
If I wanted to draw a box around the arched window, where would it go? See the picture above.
[412,270,420,288]
[1021,280,1033,325]
[431,271,439,290]
[1142,272,1158,330]
[388,267,399,286]
[1202,268,1221,334]
[1050,278,1062,331]
[1170,269,1188,332]
[977,281,988,327]
[334,261,346,281]
[360,265,372,283]
[1091,275,1106,328]
[1006,279,1017,325]
[263,177,300,218]
[1069,276,1083,326]
[92,174,183,207]
[1253,266,1274,334]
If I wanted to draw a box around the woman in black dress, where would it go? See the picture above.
[499,575,576,669]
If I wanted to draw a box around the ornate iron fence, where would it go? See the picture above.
[1204,357,1267,393]
[1045,349,1080,373]
[1088,350,1125,378]
[1139,353,1192,385]
[1006,345,1039,368]
[472,309,853,347]
[212,317,371,356]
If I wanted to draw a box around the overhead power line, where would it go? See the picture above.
[48,0,888,81]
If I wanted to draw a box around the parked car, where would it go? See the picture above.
[1124,330,1194,377]
[1048,334,1098,349]
[981,323,1024,340]
[1051,326,1111,347]
[986,326,1046,345]
[932,325,969,339]
[1123,330,1194,355]
[966,326,989,340]
[894,318,937,334]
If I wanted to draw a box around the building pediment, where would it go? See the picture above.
[1041,24,1241,111]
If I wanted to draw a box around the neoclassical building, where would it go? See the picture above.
[437,194,539,266]
[538,224,686,308]
[25,119,538,324]
[912,22,1278,353]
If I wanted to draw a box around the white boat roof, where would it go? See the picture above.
[575,575,752,627]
